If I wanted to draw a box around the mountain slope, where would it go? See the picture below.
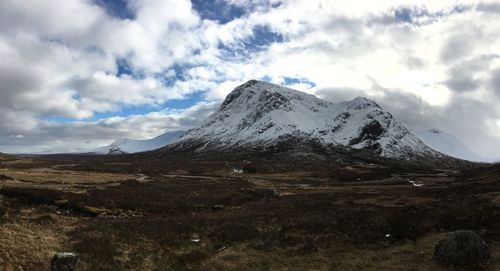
[95,130,184,154]
[417,129,485,162]
[167,80,444,160]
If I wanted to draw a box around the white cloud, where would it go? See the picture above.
[206,80,244,100]
[0,0,500,159]
[0,101,218,154]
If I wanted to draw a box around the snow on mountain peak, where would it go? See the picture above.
[341,97,381,110]
[172,80,443,160]
[219,80,328,112]
[90,80,484,163]
[94,130,184,154]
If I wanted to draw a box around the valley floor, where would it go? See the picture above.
[0,154,499,270]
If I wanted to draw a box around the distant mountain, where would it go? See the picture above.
[94,130,184,154]
[417,129,486,162]
[165,80,446,161]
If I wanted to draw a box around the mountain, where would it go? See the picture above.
[417,129,485,162]
[166,80,445,161]
[94,130,184,154]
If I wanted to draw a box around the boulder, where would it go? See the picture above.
[51,252,79,271]
[433,230,490,268]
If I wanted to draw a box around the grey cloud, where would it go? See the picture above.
[0,102,218,154]
[316,84,500,160]
[369,6,432,26]
[445,77,478,93]
[440,25,482,63]
[315,87,367,103]
[368,5,472,27]
[489,68,500,97]
[404,56,425,69]
[444,54,499,93]
[476,2,500,13]
[1,0,500,159]
[316,86,437,132]
[0,63,43,99]
[0,109,39,135]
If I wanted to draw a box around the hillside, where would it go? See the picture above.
[166,80,446,162]
[94,131,184,154]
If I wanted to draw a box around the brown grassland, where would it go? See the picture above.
[0,152,499,270]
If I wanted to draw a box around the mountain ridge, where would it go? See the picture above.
[94,130,184,154]
[164,80,446,162]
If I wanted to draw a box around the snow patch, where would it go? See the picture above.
[174,80,442,159]
[94,130,184,154]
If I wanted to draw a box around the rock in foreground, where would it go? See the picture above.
[433,230,490,268]
[51,252,79,271]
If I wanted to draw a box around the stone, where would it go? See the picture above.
[433,230,490,268]
[51,252,79,271]
[211,204,224,211]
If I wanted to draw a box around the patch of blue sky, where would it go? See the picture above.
[115,57,147,79]
[116,57,134,77]
[392,5,469,25]
[161,91,205,110]
[218,24,284,60]
[192,0,283,24]
[242,25,284,50]
[283,77,316,88]
[92,91,204,119]
[153,63,197,88]
[393,7,414,23]
[191,0,246,24]
[45,92,205,123]
[93,0,134,20]
[45,116,81,123]
[256,76,315,88]
[260,75,273,82]
[169,63,192,81]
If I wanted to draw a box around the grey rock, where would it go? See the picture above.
[433,230,490,268]
[51,252,79,271]
[211,204,224,211]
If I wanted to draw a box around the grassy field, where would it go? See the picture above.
[0,153,498,270]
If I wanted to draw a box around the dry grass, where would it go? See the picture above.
[0,203,80,271]
[199,235,448,271]
[0,155,499,270]
[0,167,136,184]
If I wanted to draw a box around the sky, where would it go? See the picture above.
[0,0,500,160]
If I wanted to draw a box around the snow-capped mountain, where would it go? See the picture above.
[417,129,485,162]
[94,130,184,154]
[167,80,444,160]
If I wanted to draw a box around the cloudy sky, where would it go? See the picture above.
[1,0,500,160]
